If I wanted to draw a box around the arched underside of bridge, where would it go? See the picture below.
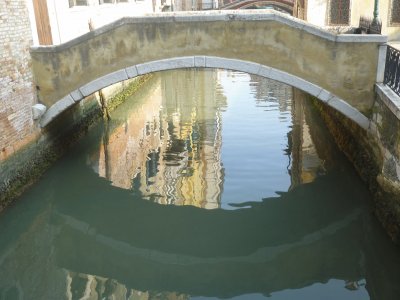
[223,0,294,14]
[30,10,387,131]
[40,56,371,130]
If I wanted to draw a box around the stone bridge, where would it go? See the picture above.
[29,10,387,128]
[221,0,294,13]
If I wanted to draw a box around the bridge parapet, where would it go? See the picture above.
[30,10,387,127]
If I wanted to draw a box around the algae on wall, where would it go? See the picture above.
[0,74,153,213]
[310,93,400,243]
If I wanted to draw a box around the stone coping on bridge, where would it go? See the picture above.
[30,10,387,54]
[39,56,372,131]
[31,10,387,132]
[376,83,400,120]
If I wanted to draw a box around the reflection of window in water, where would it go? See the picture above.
[146,150,160,184]
[67,272,189,300]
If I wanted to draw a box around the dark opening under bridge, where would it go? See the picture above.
[30,10,387,129]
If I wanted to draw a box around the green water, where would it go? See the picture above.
[0,69,400,300]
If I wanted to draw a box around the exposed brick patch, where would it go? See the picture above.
[0,0,38,159]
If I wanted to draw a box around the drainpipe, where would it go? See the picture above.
[372,0,379,25]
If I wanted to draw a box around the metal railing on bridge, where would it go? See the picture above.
[384,45,400,97]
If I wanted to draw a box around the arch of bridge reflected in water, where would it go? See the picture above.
[0,69,400,300]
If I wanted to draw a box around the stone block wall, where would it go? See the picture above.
[0,0,37,161]
[311,86,400,243]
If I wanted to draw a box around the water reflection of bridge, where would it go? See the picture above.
[1,159,399,299]
[51,162,400,299]
[1,71,400,299]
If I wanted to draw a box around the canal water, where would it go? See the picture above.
[1,69,400,299]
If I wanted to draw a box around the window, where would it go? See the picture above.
[390,0,400,25]
[328,0,351,25]
[69,0,88,7]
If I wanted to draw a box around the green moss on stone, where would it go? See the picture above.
[0,74,153,214]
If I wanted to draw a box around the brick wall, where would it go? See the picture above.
[0,0,37,161]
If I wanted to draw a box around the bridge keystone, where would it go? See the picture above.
[70,89,84,102]
[136,57,195,75]
[194,56,206,68]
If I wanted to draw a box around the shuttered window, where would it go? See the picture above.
[390,0,400,25]
[328,0,350,25]
[33,0,53,45]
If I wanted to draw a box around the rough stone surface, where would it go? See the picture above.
[205,57,260,75]
[136,57,195,75]
[327,97,370,130]
[40,95,75,127]
[80,70,128,97]
[311,92,400,242]
[32,104,47,120]
[0,0,37,160]
[70,89,84,102]
[194,56,206,68]
[1,73,151,212]
[126,66,139,78]
[375,83,400,120]
[369,88,400,242]
[376,45,388,83]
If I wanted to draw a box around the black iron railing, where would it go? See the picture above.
[384,45,400,97]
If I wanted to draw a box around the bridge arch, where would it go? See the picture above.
[30,10,386,131]
[40,56,370,131]
[222,0,294,14]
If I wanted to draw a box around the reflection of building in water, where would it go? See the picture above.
[67,272,189,300]
[160,69,226,209]
[0,208,69,300]
[249,74,293,113]
[242,75,329,188]
[95,81,165,190]
[90,70,226,209]
[289,89,326,188]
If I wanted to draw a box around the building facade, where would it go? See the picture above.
[29,0,168,45]
[0,0,165,160]
[0,0,37,162]
[295,0,400,42]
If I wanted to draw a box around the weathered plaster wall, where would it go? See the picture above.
[0,0,38,162]
[30,10,386,117]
